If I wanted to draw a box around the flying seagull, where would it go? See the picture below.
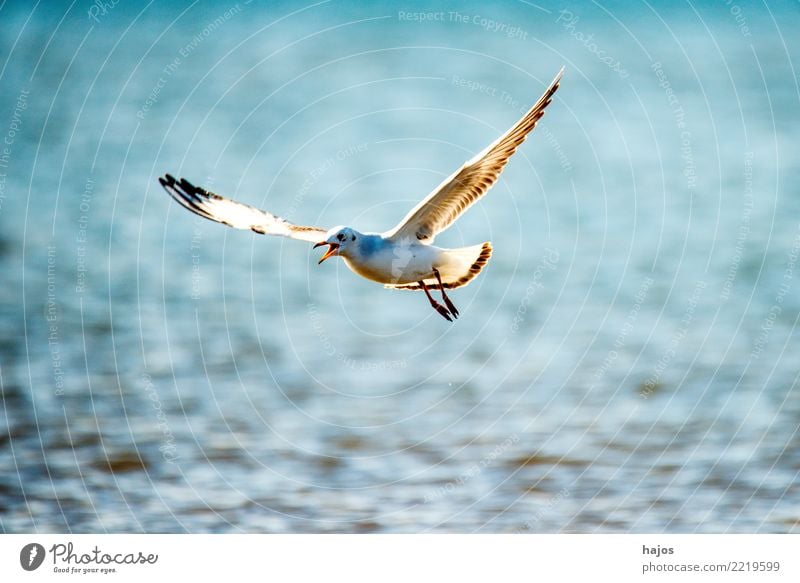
[160,68,563,321]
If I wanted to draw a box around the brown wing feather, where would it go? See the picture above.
[386,68,563,243]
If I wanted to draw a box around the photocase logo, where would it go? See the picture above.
[20,543,46,571]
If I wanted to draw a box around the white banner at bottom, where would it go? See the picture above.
[1,534,797,582]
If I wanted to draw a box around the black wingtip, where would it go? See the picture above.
[179,177,201,193]
[159,173,178,189]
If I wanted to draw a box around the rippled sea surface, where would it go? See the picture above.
[1,1,799,533]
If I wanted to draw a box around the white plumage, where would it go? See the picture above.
[160,68,563,321]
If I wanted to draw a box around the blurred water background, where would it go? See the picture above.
[1,0,799,533]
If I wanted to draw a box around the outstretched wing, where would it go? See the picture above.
[385,68,563,244]
[159,174,327,243]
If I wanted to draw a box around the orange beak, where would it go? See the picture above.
[313,241,339,264]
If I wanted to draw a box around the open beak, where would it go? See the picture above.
[313,241,339,264]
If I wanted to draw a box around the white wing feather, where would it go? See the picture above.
[159,174,327,243]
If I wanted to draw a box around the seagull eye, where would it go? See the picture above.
[337,233,344,241]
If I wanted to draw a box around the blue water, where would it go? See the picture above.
[1,0,799,533]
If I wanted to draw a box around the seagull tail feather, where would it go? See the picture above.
[385,242,493,291]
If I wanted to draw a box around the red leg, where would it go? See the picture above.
[420,280,453,322]
[433,268,459,318]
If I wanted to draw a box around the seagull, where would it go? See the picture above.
[159,68,563,321]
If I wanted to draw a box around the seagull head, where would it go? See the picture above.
[314,226,359,264]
